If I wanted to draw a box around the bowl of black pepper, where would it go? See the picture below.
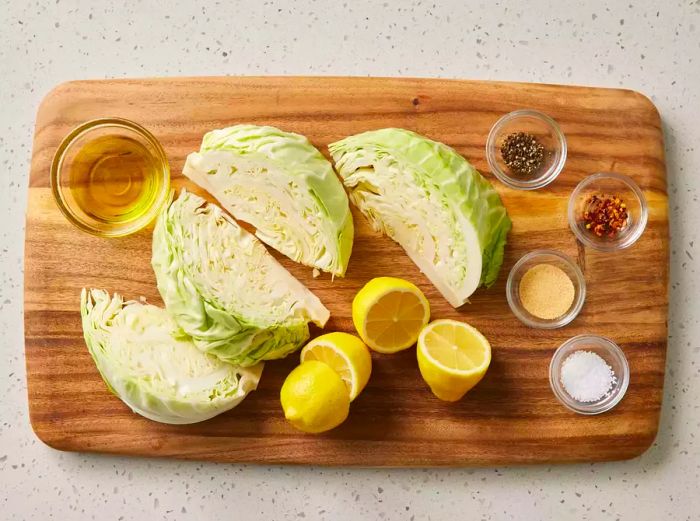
[486,109,567,190]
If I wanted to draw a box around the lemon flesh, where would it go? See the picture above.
[352,277,430,353]
[300,332,372,401]
[280,360,350,433]
[417,319,491,402]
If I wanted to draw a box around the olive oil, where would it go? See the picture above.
[69,134,163,224]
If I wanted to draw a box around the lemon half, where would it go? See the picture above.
[301,332,372,401]
[417,319,491,402]
[352,277,430,353]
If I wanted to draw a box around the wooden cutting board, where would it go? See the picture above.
[25,77,668,466]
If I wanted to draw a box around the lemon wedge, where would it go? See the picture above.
[300,332,372,401]
[352,277,430,354]
[280,360,350,434]
[417,319,491,401]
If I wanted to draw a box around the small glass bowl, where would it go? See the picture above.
[568,172,648,252]
[486,109,567,190]
[506,250,586,329]
[549,334,630,415]
[50,117,170,237]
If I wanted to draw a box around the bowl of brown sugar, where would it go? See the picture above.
[506,250,586,329]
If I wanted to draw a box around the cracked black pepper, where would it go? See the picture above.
[500,132,546,176]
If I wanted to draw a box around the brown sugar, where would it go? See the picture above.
[519,264,575,320]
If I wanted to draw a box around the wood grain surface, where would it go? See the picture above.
[24,77,668,466]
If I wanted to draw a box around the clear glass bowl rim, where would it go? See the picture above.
[49,117,170,238]
[485,108,568,190]
[549,334,630,415]
[567,172,648,252]
[506,249,586,329]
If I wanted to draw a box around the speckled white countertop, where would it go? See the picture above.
[2,1,699,519]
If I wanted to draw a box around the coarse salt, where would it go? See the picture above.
[560,350,617,403]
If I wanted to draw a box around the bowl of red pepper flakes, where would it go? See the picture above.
[568,172,648,251]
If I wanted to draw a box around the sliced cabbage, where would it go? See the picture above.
[80,289,262,424]
[152,190,329,366]
[183,125,354,276]
[329,128,511,308]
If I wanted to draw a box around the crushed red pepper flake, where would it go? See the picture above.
[582,194,629,238]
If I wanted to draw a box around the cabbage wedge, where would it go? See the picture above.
[80,289,262,424]
[183,125,354,276]
[329,129,511,308]
[152,190,329,366]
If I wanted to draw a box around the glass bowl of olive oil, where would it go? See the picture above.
[51,118,170,237]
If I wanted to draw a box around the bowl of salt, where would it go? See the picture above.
[549,334,629,415]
